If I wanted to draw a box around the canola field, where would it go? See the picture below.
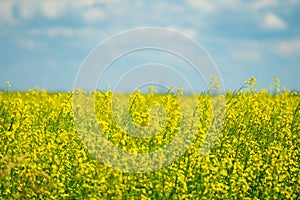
[0,80,300,199]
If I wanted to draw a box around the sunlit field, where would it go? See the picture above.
[1,79,299,199]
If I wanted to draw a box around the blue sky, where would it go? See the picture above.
[0,0,299,92]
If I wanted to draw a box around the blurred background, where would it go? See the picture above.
[0,0,299,92]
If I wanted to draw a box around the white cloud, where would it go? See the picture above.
[40,1,67,19]
[19,11,32,21]
[71,0,114,8]
[168,27,197,39]
[251,0,299,10]
[29,27,74,37]
[251,0,278,10]
[28,27,109,39]
[229,40,264,62]
[181,29,197,39]
[185,0,216,12]
[71,0,96,8]
[277,40,300,55]
[263,13,286,30]
[15,38,46,50]
[17,1,107,22]
[232,49,262,62]
[0,0,18,25]
[28,29,41,36]
[184,0,231,12]
[76,27,103,36]
[11,1,68,20]
[82,7,106,23]
[19,2,37,20]
[47,27,74,37]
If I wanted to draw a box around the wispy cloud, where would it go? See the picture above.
[263,13,287,30]
[277,40,300,55]
[40,1,68,19]
[14,38,46,50]
[0,0,17,25]
[82,7,106,23]
[0,0,299,91]
[186,0,216,12]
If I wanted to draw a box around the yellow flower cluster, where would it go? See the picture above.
[0,82,299,199]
